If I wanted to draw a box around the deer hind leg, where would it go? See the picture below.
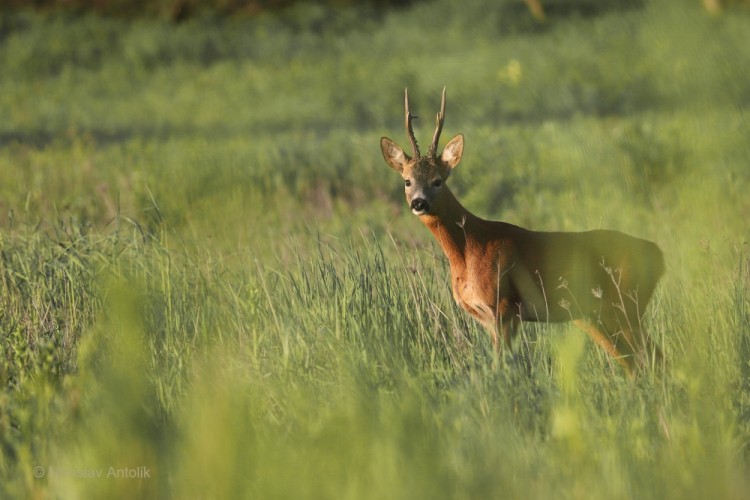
[642,322,664,367]
[573,318,636,378]
[610,273,666,372]
[623,302,665,371]
[633,324,664,370]
[602,278,663,372]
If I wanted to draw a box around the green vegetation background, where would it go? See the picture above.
[1,0,749,498]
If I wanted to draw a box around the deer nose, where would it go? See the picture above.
[411,198,430,214]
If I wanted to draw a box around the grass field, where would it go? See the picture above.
[1,0,750,498]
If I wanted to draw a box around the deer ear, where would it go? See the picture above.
[380,137,410,173]
[441,134,464,169]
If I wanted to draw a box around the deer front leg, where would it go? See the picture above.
[492,301,518,354]
[486,313,519,371]
[637,326,665,371]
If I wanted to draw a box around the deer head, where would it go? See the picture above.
[380,88,464,216]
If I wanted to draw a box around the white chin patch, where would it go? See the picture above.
[411,209,428,216]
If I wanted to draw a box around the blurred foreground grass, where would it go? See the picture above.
[1,0,750,498]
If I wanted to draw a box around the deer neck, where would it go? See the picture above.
[419,188,477,269]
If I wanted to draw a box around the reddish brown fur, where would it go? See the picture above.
[381,89,664,376]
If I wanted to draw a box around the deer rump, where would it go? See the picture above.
[497,226,665,324]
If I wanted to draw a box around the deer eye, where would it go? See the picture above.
[433,179,443,187]
[404,180,412,187]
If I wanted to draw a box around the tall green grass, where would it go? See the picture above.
[1,0,750,497]
[2,222,749,498]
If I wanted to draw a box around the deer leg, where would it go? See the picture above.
[619,327,640,357]
[606,302,650,372]
[488,325,500,353]
[501,315,518,348]
[632,324,665,371]
[625,300,666,371]
[574,319,635,378]
[611,299,662,372]
[486,313,517,355]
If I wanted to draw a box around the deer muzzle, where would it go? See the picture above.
[410,198,430,215]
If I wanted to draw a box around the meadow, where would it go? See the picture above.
[1,0,750,498]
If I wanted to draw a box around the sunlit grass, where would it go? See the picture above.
[1,0,750,498]
[1,220,748,498]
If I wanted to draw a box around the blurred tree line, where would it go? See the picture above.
[0,0,744,22]
[1,0,412,20]
[0,0,746,21]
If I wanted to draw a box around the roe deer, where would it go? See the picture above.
[380,88,664,376]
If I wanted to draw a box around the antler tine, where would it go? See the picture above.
[404,88,420,159]
[428,87,446,158]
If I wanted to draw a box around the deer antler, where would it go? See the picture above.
[428,87,446,158]
[404,88,420,159]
